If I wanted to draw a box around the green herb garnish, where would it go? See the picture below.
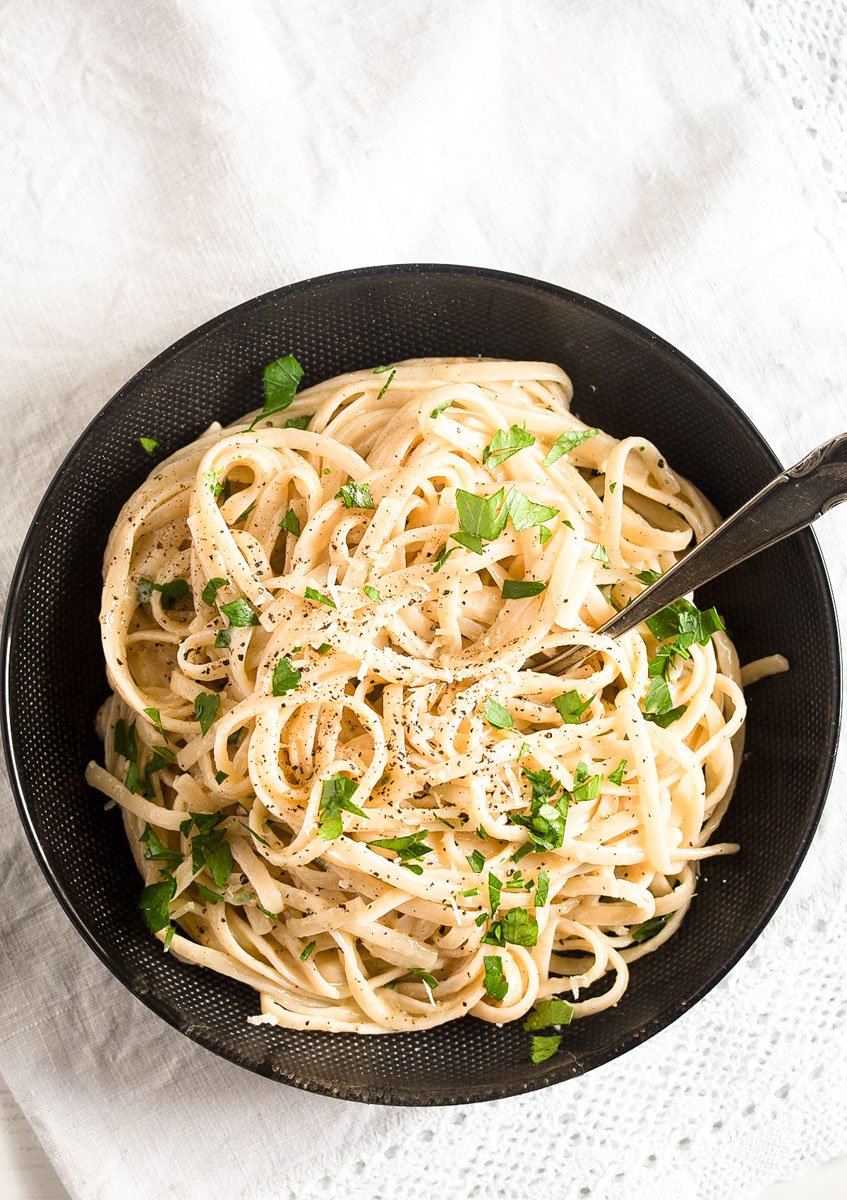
[139,436,158,454]
[505,491,558,531]
[220,597,259,627]
[140,824,182,865]
[501,579,546,599]
[179,811,234,888]
[552,690,593,724]
[248,354,304,431]
[542,427,598,467]
[530,1034,561,1063]
[304,586,336,608]
[284,414,312,430]
[272,656,301,697]
[482,425,535,469]
[193,692,221,736]
[467,849,485,874]
[631,913,672,942]
[136,576,189,607]
[487,871,502,917]
[280,510,301,536]
[483,955,508,1001]
[524,997,574,1031]
[318,775,365,840]
[363,585,381,602]
[482,907,538,947]
[482,697,514,731]
[608,758,627,786]
[201,577,229,606]
[300,940,316,961]
[534,869,549,907]
[336,481,376,509]
[370,831,432,874]
[139,877,175,933]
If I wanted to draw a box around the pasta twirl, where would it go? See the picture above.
[87,357,748,1035]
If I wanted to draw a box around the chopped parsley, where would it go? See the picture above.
[220,597,259,627]
[510,767,569,852]
[572,761,602,803]
[456,487,510,541]
[139,877,175,933]
[363,585,381,602]
[375,366,396,400]
[631,913,672,943]
[179,811,234,888]
[370,831,433,874]
[482,425,535,469]
[284,413,312,430]
[193,691,221,735]
[143,707,167,740]
[430,400,451,418]
[318,774,365,840]
[483,955,508,1001]
[642,677,687,727]
[280,509,301,536]
[450,531,484,554]
[409,968,439,990]
[501,579,546,599]
[300,940,316,961]
[432,543,456,573]
[542,427,598,467]
[530,1034,561,1064]
[248,354,304,431]
[214,628,232,648]
[481,907,538,947]
[201,577,229,606]
[136,576,189,607]
[646,597,724,652]
[539,525,553,545]
[608,758,628,786]
[139,823,182,865]
[534,869,549,907]
[196,882,224,905]
[336,481,376,509]
[271,655,301,697]
[214,770,229,784]
[304,586,336,608]
[524,997,574,1031]
[505,491,558,531]
[552,690,593,724]
[487,871,502,916]
[482,697,514,731]
[466,849,486,874]
[139,436,158,454]
[636,568,662,585]
[591,543,609,564]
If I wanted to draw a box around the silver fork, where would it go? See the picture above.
[538,433,847,677]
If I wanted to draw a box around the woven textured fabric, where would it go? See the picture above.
[3,266,839,1104]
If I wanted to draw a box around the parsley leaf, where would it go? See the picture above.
[370,831,432,870]
[646,597,724,649]
[482,907,538,947]
[214,628,232,648]
[139,436,158,454]
[572,762,602,803]
[524,997,574,1031]
[272,656,301,697]
[483,955,508,1001]
[631,913,672,942]
[376,367,396,400]
[608,758,628,786]
[143,707,167,740]
[505,490,559,531]
[501,579,546,599]
[280,510,301,536]
[510,767,569,852]
[214,770,229,784]
[432,543,456,572]
[456,487,510,541]
[542,427,599,467]
[450,531,484,554]
[180,811,234,888]
[140,824,182,865]
[300,940,316,961]
[534,869,549,907]
[139,877,175,933]
[248,354,304,431]
[467,849,485,873]
[193,692,221,736]
[113,718,137,762]
[318,775,365,840]
[409,968,439,990]
[363,585,381,602]
[552,690,593,724]
[304,586,336,608]
[636,568,662,585]
[136,577,189,607]
[488,871,502,916]
[482,697,514,731]
[482,425,535,469]
[196,882,224,905]
[201,577,229,606]
[642,677,687,726]
[336,481,376,509]
[284,414,312,430]
[430,400,451,418]
[539,525,553,545]
[220,597,259,627]
[591,543,609,564]
[530,1034,562,1064]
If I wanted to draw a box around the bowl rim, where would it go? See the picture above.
[2,262,842,1104]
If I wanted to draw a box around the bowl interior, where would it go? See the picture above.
[3,265,839,1104]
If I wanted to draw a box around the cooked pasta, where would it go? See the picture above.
[87,357,749,1040]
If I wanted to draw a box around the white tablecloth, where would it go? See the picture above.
[1,3,846,1199]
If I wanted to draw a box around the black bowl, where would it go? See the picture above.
[2,265,840,1104]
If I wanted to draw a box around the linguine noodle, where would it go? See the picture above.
[87,357,751,1038]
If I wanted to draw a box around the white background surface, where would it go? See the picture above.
[2,1,846,1198]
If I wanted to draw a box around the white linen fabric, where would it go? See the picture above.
[1,3,846,1199]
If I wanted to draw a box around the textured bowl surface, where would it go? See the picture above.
[2,265,840,1104]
